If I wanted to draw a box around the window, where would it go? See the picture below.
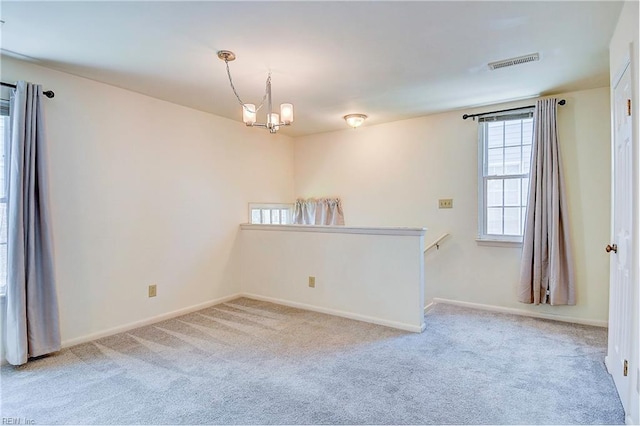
[478,110,534,243]
[0,109,8,293]
[249,203,293,225]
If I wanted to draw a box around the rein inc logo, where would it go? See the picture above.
[2,419,35,425]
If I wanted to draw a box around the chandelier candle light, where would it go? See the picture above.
[218,50,293,133]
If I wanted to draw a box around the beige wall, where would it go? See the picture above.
[1,55,295,345]
[294,87,611,325]
[238,225,425,331]
[0,55,615,346]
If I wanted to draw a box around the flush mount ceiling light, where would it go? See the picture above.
[343,114,367,129]
[218,50,293,134]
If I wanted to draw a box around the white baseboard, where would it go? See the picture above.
[48,294,609,350]
[58,291,424,350]
[424,302,435,314]
[8,293,605,364]
[61,293,243,348]
[242,293,425,333]
[430,298,608,328]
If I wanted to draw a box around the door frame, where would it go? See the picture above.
[606,44,639,426]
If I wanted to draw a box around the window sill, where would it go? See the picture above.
[476,238,523,248]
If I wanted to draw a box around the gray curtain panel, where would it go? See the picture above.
[4,81,60,365]
[518,98,575,305]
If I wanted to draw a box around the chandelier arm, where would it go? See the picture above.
[224,60,270,113]
[247,122,291,128]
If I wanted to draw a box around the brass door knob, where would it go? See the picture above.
[606,244,618,253]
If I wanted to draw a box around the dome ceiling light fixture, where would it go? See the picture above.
[343,114,368,129]
[217,50,293,134]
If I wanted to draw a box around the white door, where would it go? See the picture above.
[606,59,633,412]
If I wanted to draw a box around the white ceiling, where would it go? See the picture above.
[0,1,624,136]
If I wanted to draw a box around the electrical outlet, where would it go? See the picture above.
[308,276,316,288]
[438,199,453,209]
[148,284,157,298]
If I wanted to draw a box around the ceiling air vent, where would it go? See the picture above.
[488,53,540,70]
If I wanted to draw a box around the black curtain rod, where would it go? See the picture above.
[462,99,566,120]
[1,81,55,99]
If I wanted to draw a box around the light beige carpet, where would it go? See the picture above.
[1,298,624,424]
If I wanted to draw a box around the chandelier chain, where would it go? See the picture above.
[224,59,270,114]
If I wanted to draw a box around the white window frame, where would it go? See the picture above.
[248,203,294,225]
[477,109,534,246]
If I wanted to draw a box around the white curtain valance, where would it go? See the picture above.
[292,198,344,225]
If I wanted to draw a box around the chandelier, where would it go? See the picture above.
[217,50,293,133]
